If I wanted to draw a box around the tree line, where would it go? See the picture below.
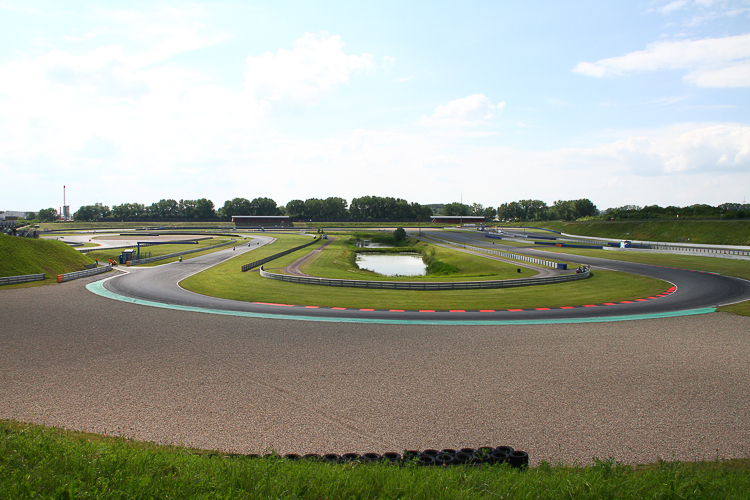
[27,197,749,223]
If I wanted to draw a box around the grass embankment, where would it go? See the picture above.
[182,234,668,310]
[504,220,750,246]
[86,237,238,266]
[0,236,93,284]
[2,421,749,499]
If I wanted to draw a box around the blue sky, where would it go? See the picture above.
[1,0,748,213]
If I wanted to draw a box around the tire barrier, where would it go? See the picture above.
[260,265,589,290]
[246,446,528,468]
[0,273,46,286]
[241,238,320,272]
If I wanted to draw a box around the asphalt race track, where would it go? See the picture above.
[97,231,750,324]
[2,233,750,465]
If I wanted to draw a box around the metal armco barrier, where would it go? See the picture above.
[127,239,237,266]
[0,273,46,286]
[57,265,113,283]
[260,266,589,290]
[242,239,320,272]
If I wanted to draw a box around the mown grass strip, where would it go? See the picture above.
[2,420,749,499]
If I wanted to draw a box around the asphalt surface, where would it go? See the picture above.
[2,278,749,465]
[100,231,750,323]
[3,233,750,465]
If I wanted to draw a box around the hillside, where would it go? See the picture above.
[509,220,750,246]
[0,235,94,278]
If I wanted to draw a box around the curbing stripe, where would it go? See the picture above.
[85,280,716,326]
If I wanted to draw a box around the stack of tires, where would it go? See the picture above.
[273,446,528,468]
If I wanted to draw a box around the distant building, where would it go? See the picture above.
[0,211,35,220]
[232,215,291,227]
[431,215,486,224]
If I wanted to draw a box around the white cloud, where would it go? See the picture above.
[574,34,750,87]
[418,94,505,127]
[244,32,374,106]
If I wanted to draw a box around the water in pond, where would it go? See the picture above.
[355,239,392,248]
[356,253,427,276]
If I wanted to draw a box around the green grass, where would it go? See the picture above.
[300,236,529,281]
[0,235,94,282]
[503,220,750,246]
[2,420,749,499]
[522,246,750,316]
[181,235,668,310]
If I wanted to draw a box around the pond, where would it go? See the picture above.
[354,239,393,248]
[355,253,427,276]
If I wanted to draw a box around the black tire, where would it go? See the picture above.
[422,449,440,457]
[303,454,322,462]
[361,453,381,463]
[436,453,455,466]
[418,455,436,466]
[341,453,360,462]
[508,450,529,468]
[491,450,509,464]
[383,452,402,464]
[495,446,514,454]
[454,452,472,465]
[323,453,341,463]
[476,447,494,463]
[284,453,301,460]
[403,450,420,461]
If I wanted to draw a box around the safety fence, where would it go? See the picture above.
[422,233,569,270]
[629,243,750,256]
[57,265,113,283]
[127,239,237,266]
[242,239,319,272]
[260,266,588,290]
[0,273,46,286]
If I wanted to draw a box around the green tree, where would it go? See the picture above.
[37,208,58,222]
[393,226,407,242]
[443,202,468,216]
[219,198,252,218]
[249,197,280,216]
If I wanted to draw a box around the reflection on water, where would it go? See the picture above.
[355,239,393,248]
[356,253,427,276]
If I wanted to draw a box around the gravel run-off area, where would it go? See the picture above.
[2,277,749,466]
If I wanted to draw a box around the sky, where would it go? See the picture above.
[1,0,749,213]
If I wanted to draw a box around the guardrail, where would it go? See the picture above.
[422,233,569,270]
[242,239,320,271]
[0,273,46,286]
[260,266,589,290]
[628,243,750,256]
[127,239,237,266]
[57,265,113,283]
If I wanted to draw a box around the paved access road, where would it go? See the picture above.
[98,230,750,323]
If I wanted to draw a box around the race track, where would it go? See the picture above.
[2,233,750,466]
[97,232,750,323]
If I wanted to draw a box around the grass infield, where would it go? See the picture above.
[181,234,669,311]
